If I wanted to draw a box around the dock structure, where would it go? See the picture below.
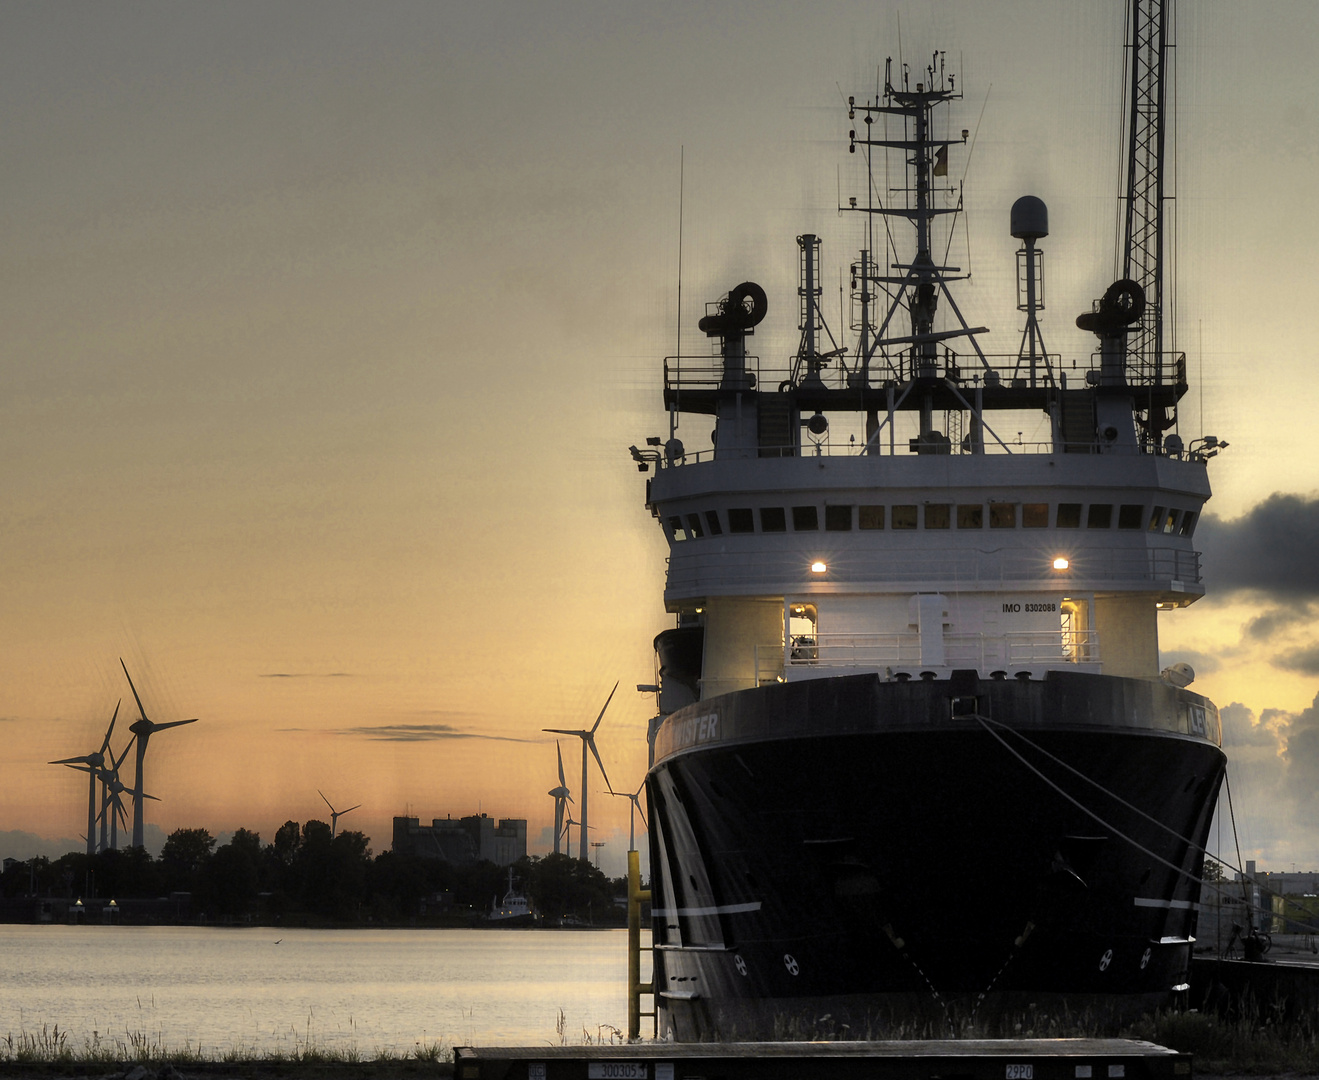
[456,1038,1189,1080]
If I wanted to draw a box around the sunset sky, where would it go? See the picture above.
[4,2,1319,878]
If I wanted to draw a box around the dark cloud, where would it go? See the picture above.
[1275,646,1319,675]
[1279,695,1319,811]
[330,724,535,743]
[1198,494,1319,598]
[1243,603,1315,641]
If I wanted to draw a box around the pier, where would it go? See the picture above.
[456,1039,1189,1080]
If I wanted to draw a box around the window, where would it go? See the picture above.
[1162,509,1179,534]
[728,508,754,534]
[989,503,1017,529]
[685,513,704,539]
[859,505,885,530]
[667,516,687,541]
[705,510,723,536]
[792,506,819,531]
[1118,504,1144,529]
[892,505,918,529]
[1057,503,1082,528]
[924,504,950,529]
[957,505,983,529]
[1178,511,1197,537]
[1149,506,1165,532]
[1023,503,1049,528]
[760,507,787,532]
[825,505,853,531]
[1087,504,1113,529]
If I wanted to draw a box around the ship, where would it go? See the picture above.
[629,18,1226,1041]
[486,867,536,926]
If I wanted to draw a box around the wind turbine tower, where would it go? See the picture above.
[610,779,648,852]
[49,701,120,856]
[121,659,199,850]
[319,790,362,839]
[543,681,617,861]
[547,743,573,856]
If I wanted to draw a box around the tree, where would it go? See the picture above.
[1203,858,1225,882]
[160,828,217,893]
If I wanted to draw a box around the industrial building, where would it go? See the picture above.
[391,813,527,866]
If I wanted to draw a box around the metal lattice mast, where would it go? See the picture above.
[1121,0,1170,390]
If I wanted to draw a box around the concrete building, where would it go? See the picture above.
[392,813,527,866]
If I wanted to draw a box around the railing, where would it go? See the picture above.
[785,630,1099,671]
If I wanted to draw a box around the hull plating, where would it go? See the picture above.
[646,672,1224,1039]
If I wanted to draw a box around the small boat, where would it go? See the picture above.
[486,868,536,926]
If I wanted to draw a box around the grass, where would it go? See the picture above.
[0,1022,453,1069]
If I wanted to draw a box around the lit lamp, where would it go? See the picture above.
[810,561,827,574]
[1052,556,1069,571]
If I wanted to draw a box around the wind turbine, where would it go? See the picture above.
[563,812,591,857]
[543,681,617,861]
[120,659,199,850]
[96,737,153,851]
[609,778,648,852]
[49,701,121,856]
[548,743,573,856]
[318,790,362,839]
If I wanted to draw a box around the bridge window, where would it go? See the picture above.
[1162,509,1180,534]
[1023,503,1049,528]
[1087,504,1113,529]
[1057,503,1082,528]
[859,505,885,530]
[728,508,754,533]
[892,505,917,529]
[705,510,723,536]
[1118,504,1144,529]
[792,506,819,531]
[1178,511,1197,537]
[760,507,787,532]
[825,505,853,531]
[957,505,983,529]
[924,504,950,529]
[1148,506,1165,531]
[685,514,704,539]
[667,516,687,541]
[989,503,1017,529]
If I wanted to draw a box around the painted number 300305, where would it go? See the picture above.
[588,1065,646,1080]
[1006,1066,1034,1080]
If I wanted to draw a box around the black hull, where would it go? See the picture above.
[646,671,1224,1039]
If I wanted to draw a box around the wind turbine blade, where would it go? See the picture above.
[120,659,149,722]
[60,762,95,773]
[100,700,121,754]
[557,742,567,788]
[319,790,336,814]
[342,804,362,815]
[587,736,613,794]
[113,736,137,769]
[50,755,95,765]
[154,718,198,731]
[635,795,648,830]
[590,681,620,735]
[542,728,587,737]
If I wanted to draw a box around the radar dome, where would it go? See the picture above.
[1010,196,1049,240]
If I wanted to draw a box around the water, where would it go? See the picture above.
[0,926,638,1056]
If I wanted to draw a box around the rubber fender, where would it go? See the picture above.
[1101,278,1145,324]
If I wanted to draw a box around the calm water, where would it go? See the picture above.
[1,926,638,1055]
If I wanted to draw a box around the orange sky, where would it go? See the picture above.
[4,3,1319,875]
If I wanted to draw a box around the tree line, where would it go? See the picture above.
[0,819,627,926]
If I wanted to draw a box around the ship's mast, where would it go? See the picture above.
[1120,0,1174,445]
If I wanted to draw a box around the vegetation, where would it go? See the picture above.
[0,821,626,926]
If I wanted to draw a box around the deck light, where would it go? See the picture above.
[811,561,827,574]
[1052,556,1069,570]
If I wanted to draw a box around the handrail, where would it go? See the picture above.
[786,629,1099,669]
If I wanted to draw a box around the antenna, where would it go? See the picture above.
[673,147,684,442]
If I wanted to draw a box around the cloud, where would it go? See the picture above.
[328,724,536,743]
[1275,646,1319,675]
[259,672,353,679]
[1243,603,1315,641]
[1198,493,1319,598]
